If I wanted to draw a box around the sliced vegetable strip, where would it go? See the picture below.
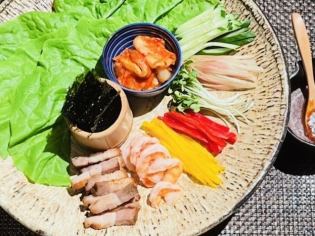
[175,4,255,60]
[161,113,225,155]
[189,55,262,91]
[160,115,208,144]
[141,118,224,187]
[186,112,237,144]
[164,112,226,147]
[160,112,237,156]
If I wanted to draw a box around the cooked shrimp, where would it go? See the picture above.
[146,158,180,175]
[129,136,159,169]
[136,153,164,186]
[162,162,183,184]
[145,172,164,185]
[163,191,180,205]
[120,132,183,206]
[121,133,145,171]
[136,143,169,170]
[148,181,181,208]
[114,49,151,78]
[141,171,164,188]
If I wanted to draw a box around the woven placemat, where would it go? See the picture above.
[0,0,314,235]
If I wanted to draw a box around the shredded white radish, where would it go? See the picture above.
[190,55,263,91]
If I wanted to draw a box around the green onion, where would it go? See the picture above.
[175,4,255,60]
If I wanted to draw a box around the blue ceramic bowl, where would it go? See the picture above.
[102,23,182,97]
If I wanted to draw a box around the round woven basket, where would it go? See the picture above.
[0,0,289,235]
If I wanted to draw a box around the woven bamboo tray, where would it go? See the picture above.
[0,0,289,235]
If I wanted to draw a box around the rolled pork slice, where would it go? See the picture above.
[72,148,121,167]
[83,182,139,207]
[115,200,140,211]
[83,191,139,208]
[85,170,128,192]
[89,183,139,214]
[82,195,104,207]
[81,157,120,175]
[91,177,134,196]
[84,201,140,229]
[71,158,121,190]
[71,172,90,190]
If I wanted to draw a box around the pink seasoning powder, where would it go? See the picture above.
[308,112,315,136]
[288,88,313,142]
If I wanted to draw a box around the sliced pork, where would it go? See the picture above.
[91,177,134,196]
[71,157,122,190]
[84,201,140,229]
[85,170,128,192]
[71,146,142,230]
[71,172,90,190]
[72,148,121,167]
[81,157,121,174]
[89,182,139,214]
[82,195,104,207]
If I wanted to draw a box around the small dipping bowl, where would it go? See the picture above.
[274,58,315,174]
[288,58,315,148]
[102,23,182,97]
[69,80,133,150]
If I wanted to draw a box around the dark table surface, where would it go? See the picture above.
[1,0,315,235]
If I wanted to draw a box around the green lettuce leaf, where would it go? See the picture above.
[110,0,183,22]
[9,118,70,186]
[7,17,122,148]
[53,0,126,19]
[0,12,78,61]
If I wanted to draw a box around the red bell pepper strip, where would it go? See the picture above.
[160,111,237,156]
[165,112,227,148]
[186,112,229,133]
[186,112,237,144]
[205,141,222,156]
[160,116,209,144]
[164,112,226,150]
[161,115,223,155]
[164,112,196,130]
[226,132,237,144]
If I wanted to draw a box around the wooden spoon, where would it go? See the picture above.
[292,13,315,142]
